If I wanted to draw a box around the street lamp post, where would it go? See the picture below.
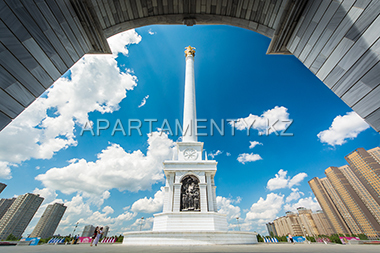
[236,217,240,231]
[139,217,144,231]
[72,222,79,238]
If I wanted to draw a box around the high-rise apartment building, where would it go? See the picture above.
[0,193,43,240]
[297,207,319,236]
[271,208,333,236]
[103,226,109,237]
[266,222,277,237]
[82,225,95,237]
[320,174,360,234]
[29,203,66,239]
[311,210,335,235]
[0,198,15,220]
[345,148,380,208]
[339,165,380,224]
[308,177,347,234]
[0,183,6,194]
[368,147,380,164]
[325,166,380,238]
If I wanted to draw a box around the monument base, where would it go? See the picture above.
[122,231,258,245]
[153,212,228,231]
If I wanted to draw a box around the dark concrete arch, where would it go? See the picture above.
[0,0,380,132]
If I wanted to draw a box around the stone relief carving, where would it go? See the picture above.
[180,175,200,211]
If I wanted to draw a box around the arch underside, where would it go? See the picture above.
[0,0,379,132]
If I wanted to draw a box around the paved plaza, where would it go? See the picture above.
[0,243,379,253]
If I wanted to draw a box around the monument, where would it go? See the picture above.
[123,47,257,245]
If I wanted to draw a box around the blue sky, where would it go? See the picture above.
[0,25,379,236]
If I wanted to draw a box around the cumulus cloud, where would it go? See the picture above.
[138,95,149,108]
[249,141,263,149]
[131,187,164,213]
[237,153,262,164]
[266,169,307,191]
[0,161,12,179]
[24,191,137,237]
[285,188,304,203]
[107,30,142,56]
[217,196,241,221]
[127,217,154,231]
[231,106,292,135]
[317,111,369,146]
[283,197,321,212]
[0,30,142,173]
[35,131,175,196]
[209,150,222,159]
[246,193,284,222]
[148,29,156,35]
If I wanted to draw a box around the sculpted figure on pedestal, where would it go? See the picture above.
[180,175,200,211]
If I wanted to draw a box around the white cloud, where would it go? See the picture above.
[231,106,292,135]
[0,30,142,174]
[209,150,222,159]
[127,217,154,231]
[249,141,263,149]
[237,153,262,164]
[107,30,142,56]
[226,152,231,156]
[0,161,12,179]
[246,193,284,222]
[35,131,175,196]
[216,196,241,221]
[266,169,307,191]
[131,187,164,213]
[148,29,156,35]
[283,197,321,212]
[317,111,369,146]
[24,191,137,237]
[285,188,304,203]
[138,95,149,108]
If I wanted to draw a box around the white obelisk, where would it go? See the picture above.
[183,46,197,142]
[122,47,258,245]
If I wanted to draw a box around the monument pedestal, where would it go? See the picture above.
[153,212,228,231]
[122,231,258,245]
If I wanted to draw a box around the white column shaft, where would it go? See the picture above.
[183,55,197,142]
[199,183,208,212]
[172,183,181,212]
[206,174,214,212]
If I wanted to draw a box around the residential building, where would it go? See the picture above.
[81,225,95,237]
[325,166,380,238]
[266,222,277,237]
[320,174,360,234]
[311,210,335,235]
[0,198,15,220]
[308,177,347,234]
[0,193,43,240]
[297,207,319,236]
[368,147,380,164]
[29,203,66,239]
[0,183,6,194]
[345,148,380,208]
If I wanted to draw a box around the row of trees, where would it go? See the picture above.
[257,233,368,244]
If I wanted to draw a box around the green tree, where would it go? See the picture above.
[329,234,342,244]
[357,234,368,240]
[116,235,124,243]
[6,234,18,241]
[256,234,264,242]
